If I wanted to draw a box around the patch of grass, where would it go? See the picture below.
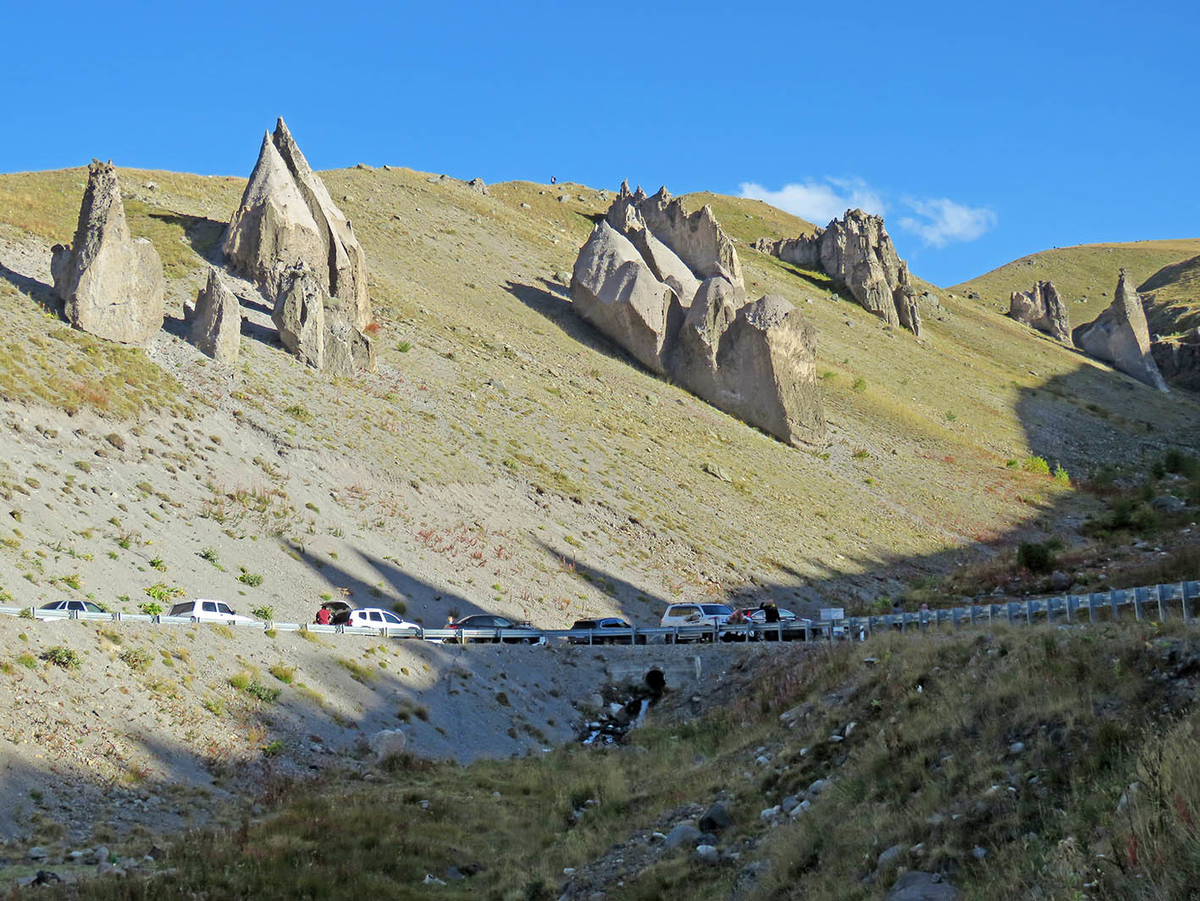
[238,569,264,588]
[337,657,376,684]
[250,605,274,621]
[269,663,296,684]
[39,646,81,669]
[284,404,313,423]
[119,647,153,672]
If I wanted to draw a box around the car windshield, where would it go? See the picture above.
[700,604,733,615]
[216,603,235,615]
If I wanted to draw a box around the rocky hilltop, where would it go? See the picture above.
[571,183,826,447]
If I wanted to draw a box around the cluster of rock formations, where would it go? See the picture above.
[223,118,375,374]
[571,183,826,447]
[753,210,920,336]
[1073,269,1168,392]
[48,120,375,375]
[51,161,165,344]
[1007,280,1072,344]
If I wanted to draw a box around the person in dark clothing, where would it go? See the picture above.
[763,602,781,624]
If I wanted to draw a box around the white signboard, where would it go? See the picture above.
[819,608,844,621]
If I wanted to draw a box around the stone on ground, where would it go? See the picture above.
[191,267,242,363]
[272,263,326,369]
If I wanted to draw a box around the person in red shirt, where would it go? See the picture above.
[314,606,331,625]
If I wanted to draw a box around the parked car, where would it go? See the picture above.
[347,607,422,633]
[660,603,734,641]
[316,600,352,625]
[567,617,644,645]
[36,600,107,620]
[167,599,257,624]
[742,606,798,624]
[444,614,544,644]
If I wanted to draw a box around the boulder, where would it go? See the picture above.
[570,221,683,375]
[51,160,165,343]
[674,276,748,398]
[708,295,827,447]
[466,177,488,195]
[368,729,407,762]
[325,309,377,377]
[885,871,959,901]
[191,267,241,363]
[271,118,372,330]
[754,210,920,335]
[222,132,326,299]
[1152,328,1200,391]
[272,263,326,369]
[607,182,743,287]
[698,802,732,834]
[1008,280,1071,344]
[1073,269,1168,392]
[615,203,701,304]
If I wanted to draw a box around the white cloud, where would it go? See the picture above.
[897,198,997,248]
[738,177,886,226]
[739,177,997,250]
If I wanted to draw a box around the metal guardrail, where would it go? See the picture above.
[2,580,1198,645]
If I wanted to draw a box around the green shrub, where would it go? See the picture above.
[1022,456,1051,475]
[851,377,867,393]
[251,605,274,621]
[40,646,81,669]
[392,600,408,615]
[119,647,153,672]
[16,653,37,669]
[138,602,164,616]
[149,557,166,572]
[144,582,184,603]
[199,547,220,564]
[1017,541,1056,574]
[263,740,284,757]
[1164,449,1200,478]
[283,404,313,423]
[269,663,295,684]
[1053,465,1071,486]
[238,570,264,588]
[245,680,281,703]
[396,341,412,353]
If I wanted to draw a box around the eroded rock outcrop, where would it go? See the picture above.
[191,267,241,363]
[272,263,326,370]
[607,182,743,287]
[1008,280,1071,344]
[1073,269,1168,392]
[570,186,825,446]
[753,210,920,336]
[224,119,374,372]
[1151,328,1200,391]
[50,160,165,343]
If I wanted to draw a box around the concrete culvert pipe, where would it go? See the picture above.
[645,668,666,693]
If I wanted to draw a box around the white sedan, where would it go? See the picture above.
[36,600,108,620]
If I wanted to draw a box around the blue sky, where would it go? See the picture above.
[3,0,1196,287]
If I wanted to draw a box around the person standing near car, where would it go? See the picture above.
[763,602,781,624]
[315,606,331,625]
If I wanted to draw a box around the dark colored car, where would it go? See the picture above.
[444,614,544,644]
[567,617,645,645]
[318,601,353,625]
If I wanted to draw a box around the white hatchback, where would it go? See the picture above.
[347,607,422,633]
[167,599,257,624]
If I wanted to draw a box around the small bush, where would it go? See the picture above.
[337,658,376,684]
[119,647,153,672]
[284,404,313,423]
[1022,455,1051,475]
[138,602,164,617]
[251,605,275,621]
[199,547,220,564]
[144,582,184,603]
[1017,541,1056,574]
[269,663,295,684]
[16,653,37,669]
[396,341,412,353]
[1164,449,1200,478]
[851,377,867,393]
[245,680,281,704]
[263,740,284,757]
[1053,465,1071,486]
[238,570,264,588]
[202,697,225,716]
[229,671,252,691]
[392,600,408,615]
[40,646,81,669]
[149,557,166,572]
[104,433,125,451]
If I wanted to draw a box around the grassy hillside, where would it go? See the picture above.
[1140,253,1200,336]
[949,239,1200,328]
[61,621,1200,901]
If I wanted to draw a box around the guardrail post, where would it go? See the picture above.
[1132,590,1143,621]
[1087,595,1096,624]
[1108,592,1119,622]
[1006,603,1014,626]
[1157,585,1167,623]
[1183,583,1192,625]
[1065,596,1074,623]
